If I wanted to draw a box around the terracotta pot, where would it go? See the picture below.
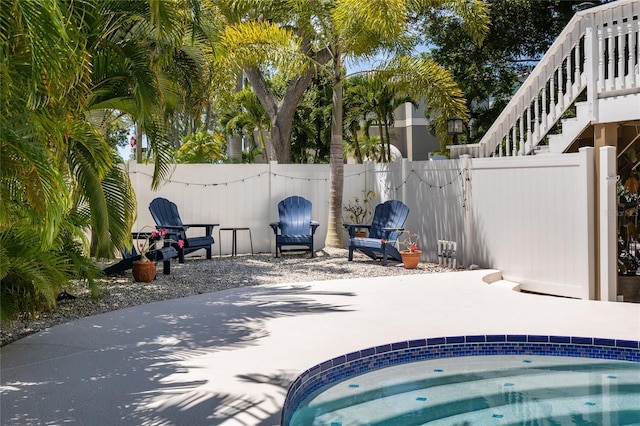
[132,260,157,282]
[400,250,422,269]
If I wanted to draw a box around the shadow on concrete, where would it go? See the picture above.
[1,284,355,425]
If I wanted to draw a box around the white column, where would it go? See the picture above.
[599,146,617,301]
[585,16,599,122]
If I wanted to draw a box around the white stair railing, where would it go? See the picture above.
[449,0,639,159]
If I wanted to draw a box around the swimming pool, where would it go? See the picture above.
[281,335,640,425]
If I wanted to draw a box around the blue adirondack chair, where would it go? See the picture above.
[343,199,409,266]
[270,196,320,258]
[102,233,177,276]
[149,197,219,263]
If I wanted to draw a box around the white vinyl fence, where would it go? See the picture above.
[128,147,597,299]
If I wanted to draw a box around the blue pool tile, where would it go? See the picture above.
[585,401,596,406]
[571,337,593,345]
[375,344,391,354]
[594,338,616,347]
[280,335,640,426]
[434,368,444,373]
[409,339,426,348]
[308,365,320,377]
[320,360,333,372]
[361,347,375,357]
[550,335,571,343]
[616,339,639,349]
[331,422,342,426]
[416,397,427,401]
[392,341,408,350]
[492,413,504,419]
[348,384,359,388]
[427,337,446,345]
[331,355,346,367]
[346,351,360,362]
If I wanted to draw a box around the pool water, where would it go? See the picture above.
[289,355,640,425]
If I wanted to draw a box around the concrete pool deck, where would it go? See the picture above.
[1,269,639,425]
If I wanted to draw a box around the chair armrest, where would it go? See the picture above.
[156,225,188,231]
[343,224,372,230]
[182,223,219,236]
[269,222,281,234]
[310,221,320,235]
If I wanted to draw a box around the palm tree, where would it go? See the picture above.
[343,75,374,164]
[176,129,226,164]
[0,0,212,321]
[322,0,490,247]
[220,87,272,163]
[212,1,489,247]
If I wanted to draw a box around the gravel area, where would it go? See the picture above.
[0,247,460,347]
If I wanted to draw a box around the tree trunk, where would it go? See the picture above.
[135,122,143,163]
[326,48,345,248]
[227,135,243,162]
[384,120,392,162]
[376,117,386,162]
[245,66,316,164]
[352,123,363,164]
[227,73,244,162]
[256,128,269,163]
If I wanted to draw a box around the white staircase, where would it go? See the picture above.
[547,101,591,153]
[450,0,640,159]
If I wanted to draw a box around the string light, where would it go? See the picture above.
[128,167,468,196]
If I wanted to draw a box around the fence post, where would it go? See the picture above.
[578,147,596,300]
[461,154,473,267]
[599,146,617,301]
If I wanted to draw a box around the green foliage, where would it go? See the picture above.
[219,86,271,162]
[176,130,227,163]
[426,0,604,143]
[0,0,199,322]
[290,69,332,163]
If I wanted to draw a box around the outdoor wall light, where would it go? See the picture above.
[447,116,464,145]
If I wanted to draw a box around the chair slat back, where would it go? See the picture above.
[149,198,186,242]
[149,197,184,228]
[368,200,409,241]
[278,196,312,235]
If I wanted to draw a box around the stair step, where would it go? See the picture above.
[547,101,591,154]
[491,280,521,292]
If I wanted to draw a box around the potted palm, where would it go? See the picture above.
[343,190,376,237]
[132,228,184,282]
